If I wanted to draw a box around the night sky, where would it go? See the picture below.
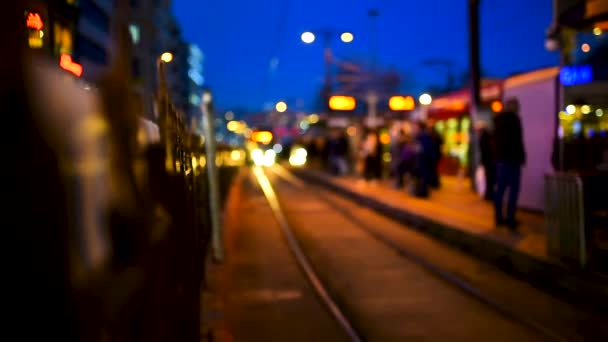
[173,0,558,112]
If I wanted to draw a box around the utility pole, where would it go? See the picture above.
[468,0,481,188]
[367,8,380,128]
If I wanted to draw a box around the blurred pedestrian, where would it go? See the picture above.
[493,98,526,230]
[477,120,496,201]
[428,123,443,189]
[361,130,380,182]
[411,121,433,197]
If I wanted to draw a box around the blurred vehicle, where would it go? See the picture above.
[248,129,276,166]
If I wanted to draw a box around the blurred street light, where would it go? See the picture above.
[419,93,433,105]
[160,52,173,63]
[301,31,316,44]
[594,27,602,36]
[340,32,354,43]
[275,101,288,112]
[581,43,590,53]
[389,96,415,111]
[329,95,356,111]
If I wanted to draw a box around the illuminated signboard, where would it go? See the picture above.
[560,65,593,86]
[59,54,83,77]
[27,13,43,30]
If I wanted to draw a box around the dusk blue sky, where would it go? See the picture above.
[173,0,558,112]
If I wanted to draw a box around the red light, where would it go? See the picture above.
[27,13,43,30]
[59,54,83,77]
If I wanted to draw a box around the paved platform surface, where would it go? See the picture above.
[307,171,547,258]
[291,168,608,310]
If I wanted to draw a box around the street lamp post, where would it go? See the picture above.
[301,29,354,112]
[156,52,174,172]
[200,89,224,262]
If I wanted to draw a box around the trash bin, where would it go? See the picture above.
[544,172,586,267]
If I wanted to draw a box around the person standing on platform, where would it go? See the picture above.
[478,121,496,201]
[493,98,526,230]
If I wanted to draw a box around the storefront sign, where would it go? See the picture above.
[26,13,43,30]
[560,65,593,86]
[59,54,83,77]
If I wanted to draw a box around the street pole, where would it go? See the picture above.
[201,90,224,263]
[367,9,380,129]
[322,31,333,114]
[468,0,481,189]
[157,59,174,173]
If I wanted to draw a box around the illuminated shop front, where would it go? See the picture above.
[427,81,503,175]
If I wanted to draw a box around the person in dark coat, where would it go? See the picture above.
[428,124,443,188]
[412,121,433,197]
[493,98,526,230]
[478,121,496,201]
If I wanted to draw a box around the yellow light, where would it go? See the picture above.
[39,30,44,38]
[28,35,43,48]
[389,96,415,111]
[160,52,173,63]
[581,105,591,114]
[341,32,354,43]
[251,130,273,144]
[379,133,391,145]
[301,31,315,44]
[419,93,432,105]
[581,43,590,53]
[596,109,604,117]
[275,101,287,113]
[491,101,503,113]
[289,148,307,167]
[566,104,576,115]
[383,152,391,163]
[329,96,356,111]
[308,113,319,124]
[227,120,241,132]
[346,126,357,137]
[191,156,198,169]
[559,111,568,120]
[231,150,242,161]
[593,27,602,36]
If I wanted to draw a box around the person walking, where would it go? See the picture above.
[493,98,526,230]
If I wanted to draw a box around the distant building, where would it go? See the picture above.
[73,0,114,83]
[23,0,80,73]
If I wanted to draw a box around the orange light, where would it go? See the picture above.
[27,13,43,30]
[491,101,503,113]
[453,100,466,111]
[581,43,591,53]
[329,96,356,111]
[389,96,415,111]
[251,131,273,144]
[346,126,357,137]
[379,133,391,145]
[59,54,83,77]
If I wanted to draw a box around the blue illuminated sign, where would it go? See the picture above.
[560,65,593,86]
